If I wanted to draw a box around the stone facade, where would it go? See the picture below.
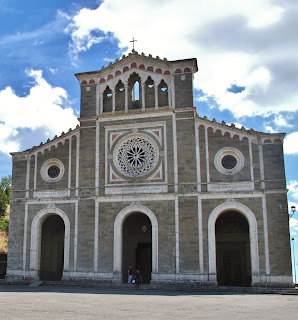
[7,51,292,286]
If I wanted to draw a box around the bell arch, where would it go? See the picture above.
[158,79,169,107]
[113,205,158,277]
[115,80,125,111]
[103,86,113,112]
[144,76,155,109]
[128,73,142,110]
[208,201,260,281]
[30,207,70,278]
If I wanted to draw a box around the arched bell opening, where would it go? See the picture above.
[215,211,251,287]
[145,76,155,109]
[122,212,152,284]
[103,86,113,112]
[115,80,125,111]
[39,214,65,281]
[128,73,142,110]
[158,80,169,107]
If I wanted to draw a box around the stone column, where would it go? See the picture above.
[125,84,128,113]
[99,92,103,114]
[154,86,158,110]
[112,87,116,114]
[141,83,145,112]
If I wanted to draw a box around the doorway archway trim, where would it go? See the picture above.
[114,205,158,275]
[30,207,70,276]
[208,201,260,279]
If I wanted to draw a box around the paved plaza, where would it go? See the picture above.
[0,285,297,320]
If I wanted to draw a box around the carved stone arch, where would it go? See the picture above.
[158,79,169,107]
[144,76,155,109]
[115,80,125,111]
[103,85,113,112]
[113,205,158,276]
[128,72,142,110]
[208,201,260,280]
[30,207,70,277]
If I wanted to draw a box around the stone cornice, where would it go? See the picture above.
[194,111,285,144]
[75,50,198,81]
[11,126,80,160]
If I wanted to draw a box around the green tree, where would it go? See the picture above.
[0,175,11,217]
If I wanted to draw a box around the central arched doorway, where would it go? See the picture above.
[40,215,65,281]
[122,213,152,283]
[215,211,251,286]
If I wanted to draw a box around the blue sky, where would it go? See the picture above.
[1,0,298,278]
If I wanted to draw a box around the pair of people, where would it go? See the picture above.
[127,266,142,288]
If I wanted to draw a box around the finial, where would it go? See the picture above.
[130,37,137,51]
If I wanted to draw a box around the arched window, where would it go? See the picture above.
[145,77,155,109]
[103,86,113,112]
[133,81,140,101]
[158,80,169,107]
[115,80,125,111]
[128,73,142,110]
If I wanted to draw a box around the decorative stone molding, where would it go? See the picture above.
[113,133,159,177]
[208,201,260,280]
[195,118,285,144]
[12,155,28,161]
[113,205,158,277]
[30,207,70,277]
[34,190,69,198]
[40,158,65,183]
[207,182,254,192]
[104,121,167,189]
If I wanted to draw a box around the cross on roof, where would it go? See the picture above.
[130,38,137,51]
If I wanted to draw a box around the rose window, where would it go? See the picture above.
[115,136,158,176]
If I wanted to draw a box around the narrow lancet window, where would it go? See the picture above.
[133,81,140,101]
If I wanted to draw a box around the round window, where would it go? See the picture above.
[214,148,244,175]
[40,159,65,183]
[221,155,237,169]
[48,165,60,178]
[113,134,159,177]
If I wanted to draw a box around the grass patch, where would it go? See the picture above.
[0,217,9,232]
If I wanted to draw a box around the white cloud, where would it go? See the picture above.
[284,132,298,155]
[274,114,293,128]
[65,0,298,119]
[265,125,275,133]
[0,69,78,155]
[290,218,298,236]
[48,67,58,74]
[288,181,298,200]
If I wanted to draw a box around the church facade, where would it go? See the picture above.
[7,51,292,286]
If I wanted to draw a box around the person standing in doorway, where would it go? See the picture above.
[134,269,142,288]
[128,265,133,284]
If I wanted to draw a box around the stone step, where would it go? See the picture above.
[39,281,298,294]
[29,280,44,287]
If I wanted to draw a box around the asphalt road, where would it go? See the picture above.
[0,285,297,320]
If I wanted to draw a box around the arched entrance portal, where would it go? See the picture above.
[122,213,152,284]
[40,215,65,281]
[215,211,251,286]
